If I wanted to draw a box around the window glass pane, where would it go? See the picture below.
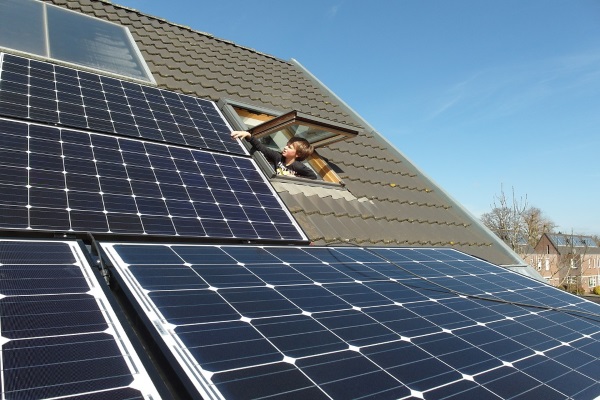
[288,124,337,144]
[0,0,45,55]
[261,131,291,152]
[46,4,149,80]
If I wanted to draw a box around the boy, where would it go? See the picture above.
[231,131,317,180]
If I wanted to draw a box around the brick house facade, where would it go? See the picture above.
[524,233,600,293]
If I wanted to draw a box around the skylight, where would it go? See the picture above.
[0,0,154,83]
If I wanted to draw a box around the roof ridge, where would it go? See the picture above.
[103,0,287,62]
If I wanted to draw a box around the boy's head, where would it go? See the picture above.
[285,137,314,161]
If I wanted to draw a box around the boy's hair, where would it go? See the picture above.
[288,137,314,161]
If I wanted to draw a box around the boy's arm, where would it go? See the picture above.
[230,131,281,163]
[246,136,283,163]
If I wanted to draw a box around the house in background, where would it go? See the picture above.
[528,233,600,292]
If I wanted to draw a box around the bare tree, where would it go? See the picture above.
[480,185,528,251]
[522,207,556,247]
[481,186,558,253]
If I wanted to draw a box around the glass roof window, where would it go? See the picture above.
[0,0,154,83]
[249,111,359,148]
[220,100,361,185]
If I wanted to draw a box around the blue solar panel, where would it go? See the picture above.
[101,243,600,399]
[548,234,598,248]
[0,53,244,154]
[0,239,160,399]
[0,118,305,240]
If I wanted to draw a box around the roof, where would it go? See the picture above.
[547,233,598,248]
[3,2,600,399]
[41,0,524,267]
[544,233,600,255]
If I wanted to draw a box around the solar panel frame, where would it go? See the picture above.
[0,52,245,155]
[0,117,306,241]
[0,238,162,399]
[100,242,600,400]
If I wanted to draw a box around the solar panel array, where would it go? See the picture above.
[101,243,600,400]
[548,234,598,248]
[0,53,243,154]
[0,239,160,399]
[0,118,303,240]
[0,52,308,242]
[1,46,599,400]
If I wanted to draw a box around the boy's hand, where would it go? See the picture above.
[230,131,251,140]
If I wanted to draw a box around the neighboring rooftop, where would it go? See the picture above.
[547,233,598,248]
[543,233,600,255]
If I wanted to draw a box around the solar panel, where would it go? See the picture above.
[0,118,305,240]
[549,234,598,248]
[100,243,600,400]
[0,238,161,399]
[0,53,244,154]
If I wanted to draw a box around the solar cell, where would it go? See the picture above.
[0,118,305,240]
[0,53,244,154]
[101,243,600,400]
[0,239,160,399]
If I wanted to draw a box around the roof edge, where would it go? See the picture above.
[290,58,527,267]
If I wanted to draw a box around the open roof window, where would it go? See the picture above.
[219,100,360,185]
[248,111,359,147]
[0,0,154,83]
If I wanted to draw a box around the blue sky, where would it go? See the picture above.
[116,0,600,236]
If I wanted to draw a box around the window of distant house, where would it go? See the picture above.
[589,277,596,287]
[545,259,549,271]
[0,0,154,83]
[220,101,360,184]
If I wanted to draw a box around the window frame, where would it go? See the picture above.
[249,110,359,147]
[589,276,597,288]
[218,98,354,187]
